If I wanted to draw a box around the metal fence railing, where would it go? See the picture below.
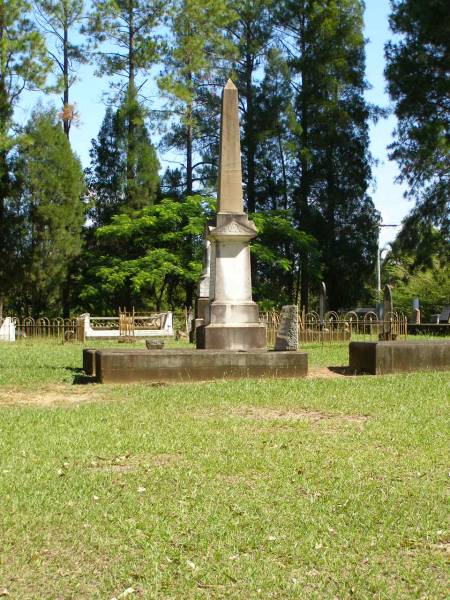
[10,317,80,341]
[259,310,408,347]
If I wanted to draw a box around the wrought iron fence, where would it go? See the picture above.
[11,317,79,341]
[260,310,408,347]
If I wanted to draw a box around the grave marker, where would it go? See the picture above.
[274,305,298,351]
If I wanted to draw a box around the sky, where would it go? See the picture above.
[16,0,411,249]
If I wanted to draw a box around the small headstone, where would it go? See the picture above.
[274,305,298,351]
[146,339,164,350]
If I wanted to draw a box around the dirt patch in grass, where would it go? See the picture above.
[0,384,107,407]
[86,452,183,473]
[307,366,359,379]
[233,406,368,424]
[430,542,450,555]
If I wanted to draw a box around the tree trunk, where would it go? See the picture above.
[297,11,310,312]
[244,29,256,214]
[186,98,193,196]
[126,7,136,207]
[63,15,70,138]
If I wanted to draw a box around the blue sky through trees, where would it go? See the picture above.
[15,0,409,247]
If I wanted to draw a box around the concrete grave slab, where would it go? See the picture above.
[349,340,450,374]
[94,348,308,384]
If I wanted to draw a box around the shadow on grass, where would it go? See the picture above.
[66,367,97,385]
[328,366,365,376]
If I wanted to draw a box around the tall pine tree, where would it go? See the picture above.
[277,0,379,309]
[158,0,235,197]
[0,0,51,317]
[13,109,85,315]
[385,0,450,236]
[86,0,163,208]
[34,0,86,138]
[87,96,160,225]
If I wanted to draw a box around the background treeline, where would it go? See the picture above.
[0,0,448,319]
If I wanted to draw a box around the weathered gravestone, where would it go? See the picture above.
[146,339,164,350]
[275,305,298,351]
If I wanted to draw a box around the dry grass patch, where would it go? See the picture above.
[86,452,183,473]
[0,384,108,407]
[232,406,369,424]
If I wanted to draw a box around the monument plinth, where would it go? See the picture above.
[202,80,266,351]
[89,79,308,384]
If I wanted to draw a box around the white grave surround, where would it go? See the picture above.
[78,312,174,339]
[0,317,16,342]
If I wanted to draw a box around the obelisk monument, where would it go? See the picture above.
[201,80,266,351]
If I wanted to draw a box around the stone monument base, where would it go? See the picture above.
[349,340,450,374]
[204,323,266,351]
[90,348,307,384]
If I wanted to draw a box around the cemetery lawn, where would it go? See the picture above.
[0,340,448,599]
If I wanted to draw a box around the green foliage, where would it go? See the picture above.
[86,0,164,84]
[385,257,450,321]
[115,84,160,211]
[158,0,236,195]
[251,210,319,308]
[85,107,125,226]
[78,195,214,312]
[384,221,449,319]
[0,0,51,312]
[0,0,51,142]
[86,90,160,225]
[13,108,85,314]
[277,0,379,309]
[385,0,450,234]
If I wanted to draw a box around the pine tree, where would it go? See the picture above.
[86,0,163,208]
[14,109,85,315]
[158,0,235,197]
[0,0,51,317]
[87,95,160,226]
[277,0,379,310]
[385,0,450,235]
[34,0,86,138]
[85,106,125,226]
[224,0,275,214]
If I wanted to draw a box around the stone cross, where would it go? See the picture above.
[274,305,298,351]
[217,80,244,213]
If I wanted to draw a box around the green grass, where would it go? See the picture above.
[0,339,448,598]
